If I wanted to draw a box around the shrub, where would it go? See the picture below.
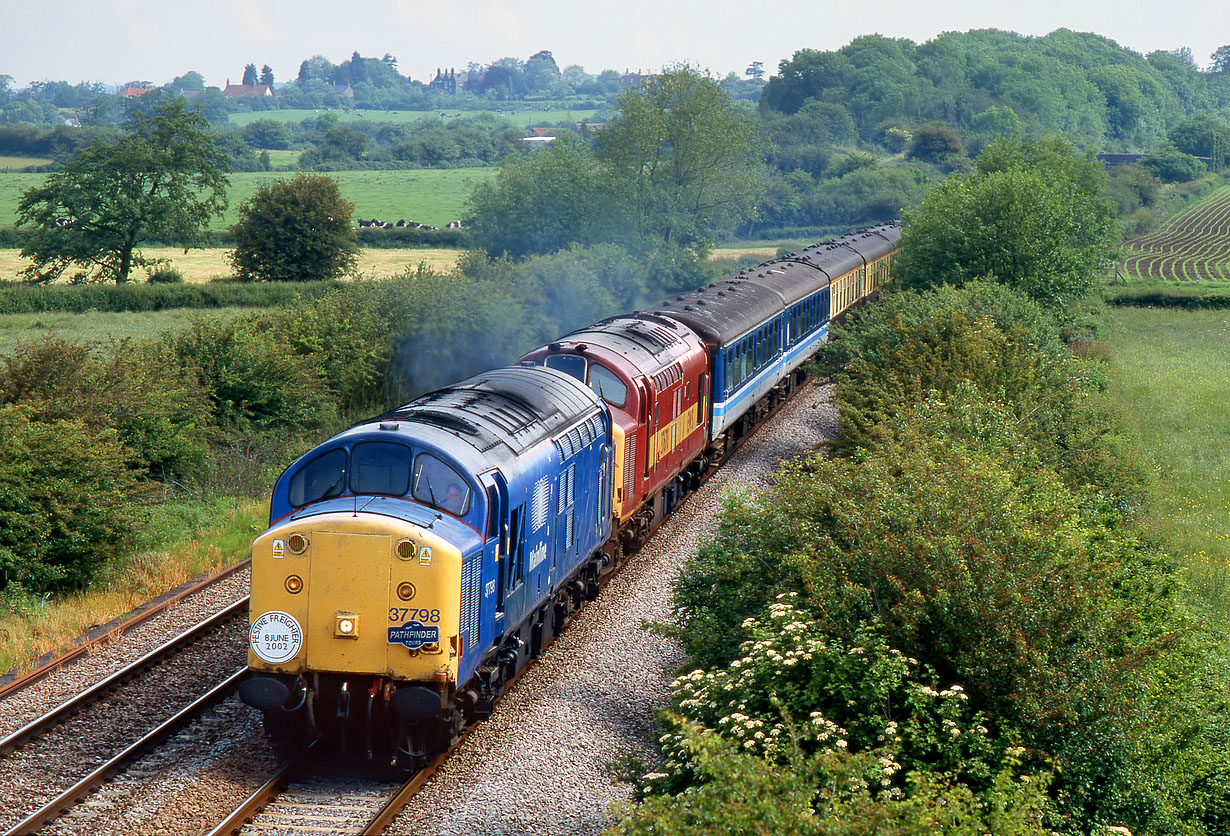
[814,284,1148,514]
[146,265,184,284]
[0,336,211,481]
[671,410,1185,831]
[653,606,1005,795]
[0,405,147,594]
[172,315,337,433]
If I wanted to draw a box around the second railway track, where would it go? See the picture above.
[0,591,252,835]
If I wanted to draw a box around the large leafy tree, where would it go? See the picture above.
[893,136,1116,305]
[597,65,766,252]
[468,138,624,258]
[229,173,359,282]
[16,100,229,284]
[470,66,765,260]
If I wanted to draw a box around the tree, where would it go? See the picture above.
[893,137,1116,305]
[1211,46,1230,73]
[1140,141,1206,182]
[905,121,966,168]
[242,63,258,86]
[597,65,766,252]
[169,71,205,92]
[745,60,765,80]
[229,174,359,282]
[259,64,275,87]
[1168,115,1228,168]
[16,100,229,284]
[469,139,624,258]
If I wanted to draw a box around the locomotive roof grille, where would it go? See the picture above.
[400,409,480,435]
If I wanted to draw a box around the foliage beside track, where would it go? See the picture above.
[0,244,717,601]
[619,285,1230,835]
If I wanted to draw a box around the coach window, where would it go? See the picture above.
[413,453,471,516]
[545,353,587,382]
[588,363,627,408]
[288,448,348,507]
[350,441,411,497]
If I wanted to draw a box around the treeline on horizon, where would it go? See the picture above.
[3,29,1230,239]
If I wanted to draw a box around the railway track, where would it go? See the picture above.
[0,596,251,835]
[207,741,435,836]
[0,560,251,702]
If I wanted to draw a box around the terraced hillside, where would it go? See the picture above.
[1122,185,1230,282]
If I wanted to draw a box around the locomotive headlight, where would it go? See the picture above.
[284,575,303,594]
[334,612,360,638]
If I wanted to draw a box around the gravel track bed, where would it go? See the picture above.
[0,605,251,832]
[42,698,277,836]
[0,569,251,739]
[238,778,400,836]
[386,386,837,836]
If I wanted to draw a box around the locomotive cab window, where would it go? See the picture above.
[588,363,627,408]
[413,454,471,516]
[350,441,411,497]
[544,353,586,382]
[288,448,348,507]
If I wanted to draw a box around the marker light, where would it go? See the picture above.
[284,575,303,594]
[334,613,360,638]
[397,582,416,601]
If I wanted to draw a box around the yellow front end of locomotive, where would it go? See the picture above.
[247,512,462,685]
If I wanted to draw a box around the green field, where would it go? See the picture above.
[1103,305,1230,615]
[263,149,301,168]
[0,167,491,229]
[0,155,52,172]
[0,306,259,356]
[227,107,602,128]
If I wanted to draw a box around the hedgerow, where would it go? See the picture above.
[0,280,340,314]
[636,283,1226,833]
[814,283,1148,516]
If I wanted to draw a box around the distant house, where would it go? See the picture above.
[118,87,151,97]
[61,116,82,128]
[223,82,273,98]
[619,71,651,88]
[429,68,460,95]
[332,82,354,99]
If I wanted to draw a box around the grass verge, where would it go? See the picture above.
[1102,304,1230,621]
[0,497,266,676]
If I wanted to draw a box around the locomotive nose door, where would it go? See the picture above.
[304,529,393,674]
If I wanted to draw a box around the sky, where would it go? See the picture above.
[3,0,1228,90]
